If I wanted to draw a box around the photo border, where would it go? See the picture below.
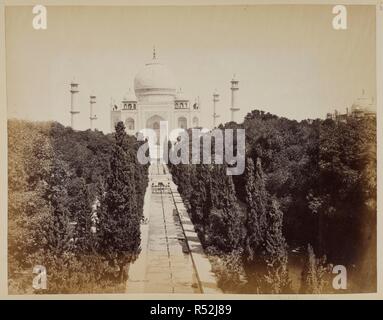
[0,0,381,300]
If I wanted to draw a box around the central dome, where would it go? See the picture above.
[134,55,177,99]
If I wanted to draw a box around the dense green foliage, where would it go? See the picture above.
[8,120,148,293]
[8,108,376,294]
[98,122,143,282]
[169,110,376,293]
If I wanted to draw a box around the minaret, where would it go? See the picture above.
[213,90,220,128]
[70,81,80,129]
[89,95,97,130]
[110,97,115,109]
[230,74,240,122]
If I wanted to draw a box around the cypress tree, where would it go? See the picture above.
[263,197,291,293]
[208,164,242,253]
[98,122,141,283]
[243,158,268,286]
[44,157,74,255]
[190,164,207,226]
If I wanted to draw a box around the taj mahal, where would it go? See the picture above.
[69,48,241,136]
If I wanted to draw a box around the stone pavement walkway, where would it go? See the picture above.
[126,163,201,293]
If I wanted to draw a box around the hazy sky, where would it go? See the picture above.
[6,5,376,132]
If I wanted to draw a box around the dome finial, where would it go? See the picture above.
[153,45,156,60]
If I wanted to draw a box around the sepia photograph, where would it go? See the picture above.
[4,2,378,296]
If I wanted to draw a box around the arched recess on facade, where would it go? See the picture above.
[178,116,187,129]
[146,114,165,145]
[125,117,135,130]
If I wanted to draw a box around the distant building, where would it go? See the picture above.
[326,90,376,122]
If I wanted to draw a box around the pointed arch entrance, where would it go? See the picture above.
[146,114,165,145]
